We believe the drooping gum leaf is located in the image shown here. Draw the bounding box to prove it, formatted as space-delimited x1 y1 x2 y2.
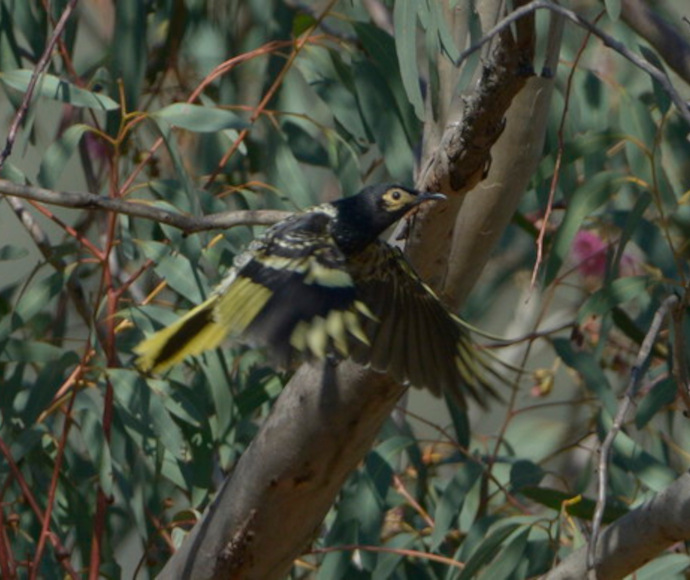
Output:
393 0 425 120
578 276 649 323
151 103 249 132
0 69 119 110
37 123 91 189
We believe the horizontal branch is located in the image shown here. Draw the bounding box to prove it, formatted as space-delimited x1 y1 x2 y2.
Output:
0 179 291 233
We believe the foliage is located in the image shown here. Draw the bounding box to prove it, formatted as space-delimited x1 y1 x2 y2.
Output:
0 0 690 578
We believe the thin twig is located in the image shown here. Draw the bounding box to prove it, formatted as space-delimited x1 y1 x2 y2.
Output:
671 304 690 414
392 474 435 529
0 437 79 578
0 179 290 232
309 543 465 569
455 0 690 127
116 39 301 198
0 0 81 170
30 387 79 578
0 506 14 580
203 0 339 188
4 195 95 329
530 11 604 290
588 294 679 576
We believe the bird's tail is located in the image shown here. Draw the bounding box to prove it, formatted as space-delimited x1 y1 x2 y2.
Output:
134 296 227 374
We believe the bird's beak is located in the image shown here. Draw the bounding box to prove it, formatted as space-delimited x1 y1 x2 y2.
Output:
416 191 446 205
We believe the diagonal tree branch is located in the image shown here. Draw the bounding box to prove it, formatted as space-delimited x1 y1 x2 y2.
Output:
157 3 544 578
403 0 536 293
544 470 690 580
0 0 80 169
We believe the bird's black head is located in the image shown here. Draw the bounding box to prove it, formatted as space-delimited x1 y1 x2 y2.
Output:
368 184 445 224
331 184 446 254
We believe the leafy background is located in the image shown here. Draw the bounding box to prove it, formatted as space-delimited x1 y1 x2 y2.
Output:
1 0 690 578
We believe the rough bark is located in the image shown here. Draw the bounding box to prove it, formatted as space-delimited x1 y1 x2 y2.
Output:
405 0 536 291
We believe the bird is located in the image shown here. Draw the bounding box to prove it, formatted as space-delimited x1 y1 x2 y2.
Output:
134 183 497 407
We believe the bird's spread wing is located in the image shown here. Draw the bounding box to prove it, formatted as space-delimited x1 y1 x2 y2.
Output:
213 211 374 367
136 209 499 405
347 241 498 408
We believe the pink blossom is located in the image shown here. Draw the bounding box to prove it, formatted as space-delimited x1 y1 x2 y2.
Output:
572 230 608 277
571 230 640 279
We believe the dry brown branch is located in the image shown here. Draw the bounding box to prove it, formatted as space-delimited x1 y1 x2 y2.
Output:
0 179 291 232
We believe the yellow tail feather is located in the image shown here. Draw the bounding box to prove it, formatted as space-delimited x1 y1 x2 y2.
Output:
134 296 227 374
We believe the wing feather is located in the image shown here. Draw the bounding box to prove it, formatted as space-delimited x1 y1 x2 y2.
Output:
348 241 497 407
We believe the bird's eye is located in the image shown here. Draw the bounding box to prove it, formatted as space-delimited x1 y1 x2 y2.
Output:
390 190 402 200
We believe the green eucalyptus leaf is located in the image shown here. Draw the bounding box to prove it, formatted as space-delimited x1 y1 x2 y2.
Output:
298 46 369 147
578 276 650 323
431 462 483 550
0 338 64 363
109 368 188 461
9 271 65 330
521 486 628 522
510 460 545 492
0 245 29 261
457 523 521 580
552 338 617 415
639 46 671 115
0 2 24 70
352 56 414 181
604 0 621 21
394 0 425 120
634 553 690 580
635 378 677 429
153 252 206 306
476 528 530 580
9 425 48 463
430 1 460 62
271 133 314 207
151 103 249 132
0 160 29 184
0 69 119 110
601 411 677 491
112 0 146 110
148 122 197 211
372 533 419 579
354 23 420 143
37 123 91 188
21 352 78 425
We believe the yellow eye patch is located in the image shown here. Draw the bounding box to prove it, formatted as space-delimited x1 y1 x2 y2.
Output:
381 187 417 211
